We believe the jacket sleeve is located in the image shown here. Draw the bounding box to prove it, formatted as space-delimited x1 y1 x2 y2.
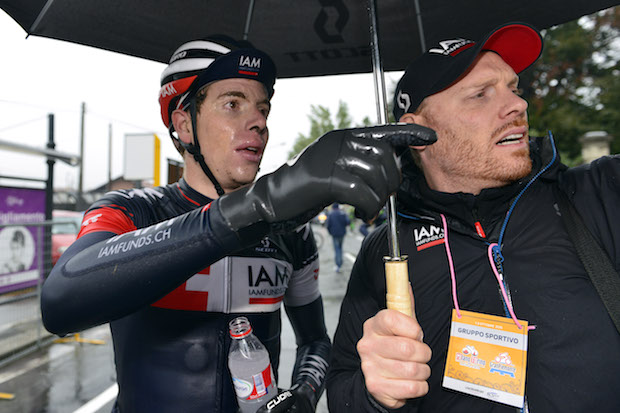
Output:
326 231 416 413
560 154 620 272
41 200 259 336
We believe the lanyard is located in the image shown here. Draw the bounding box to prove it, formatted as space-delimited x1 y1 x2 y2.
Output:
440 214 534 331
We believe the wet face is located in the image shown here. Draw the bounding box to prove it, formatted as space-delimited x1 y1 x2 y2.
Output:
191 78 271 193
411 52 532 194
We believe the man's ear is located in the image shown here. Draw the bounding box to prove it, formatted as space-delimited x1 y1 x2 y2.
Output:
399 113 432 152
171 109 193 145
399 113 416 125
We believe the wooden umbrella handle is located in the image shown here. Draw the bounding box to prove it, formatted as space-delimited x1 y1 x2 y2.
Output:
384 257 412 317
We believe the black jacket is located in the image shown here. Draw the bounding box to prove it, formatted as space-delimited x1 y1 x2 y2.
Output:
327 135 620 412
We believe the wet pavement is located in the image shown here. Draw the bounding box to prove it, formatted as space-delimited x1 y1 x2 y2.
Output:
0 223 368 413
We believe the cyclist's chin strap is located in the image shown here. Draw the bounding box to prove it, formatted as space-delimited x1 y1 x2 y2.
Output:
178 100 225 197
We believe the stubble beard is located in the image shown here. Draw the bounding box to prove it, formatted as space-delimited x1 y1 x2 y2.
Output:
426 117 532 188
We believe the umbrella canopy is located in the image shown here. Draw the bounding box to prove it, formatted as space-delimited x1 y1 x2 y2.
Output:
1 0 618 78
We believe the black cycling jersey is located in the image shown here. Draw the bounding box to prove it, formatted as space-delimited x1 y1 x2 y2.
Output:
41 178 331 413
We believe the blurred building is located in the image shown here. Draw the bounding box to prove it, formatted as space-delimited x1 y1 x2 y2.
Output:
580 131 613 164
53 176 136 211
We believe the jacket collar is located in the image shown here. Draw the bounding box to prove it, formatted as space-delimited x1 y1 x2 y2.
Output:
396 134 564 238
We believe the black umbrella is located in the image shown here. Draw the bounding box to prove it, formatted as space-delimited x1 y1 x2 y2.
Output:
1 0 618 78
2 0 617 314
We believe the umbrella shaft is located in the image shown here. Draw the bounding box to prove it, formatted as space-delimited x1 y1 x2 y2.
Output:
368 0 389 125
368 0 401 258
387 195 400 258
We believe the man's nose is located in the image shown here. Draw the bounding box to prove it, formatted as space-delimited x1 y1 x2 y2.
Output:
248 106 267 135
501 89 528 119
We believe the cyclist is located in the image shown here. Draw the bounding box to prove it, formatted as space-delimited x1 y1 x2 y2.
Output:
41 36 407 412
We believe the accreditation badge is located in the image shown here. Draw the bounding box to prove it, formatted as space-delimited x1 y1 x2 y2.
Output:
442 309 528 408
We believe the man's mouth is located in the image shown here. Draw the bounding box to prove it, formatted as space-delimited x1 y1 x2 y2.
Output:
496 133 525 145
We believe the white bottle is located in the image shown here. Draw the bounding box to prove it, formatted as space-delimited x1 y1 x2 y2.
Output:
228 316 277 413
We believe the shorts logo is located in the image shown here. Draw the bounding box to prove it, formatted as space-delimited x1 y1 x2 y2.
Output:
414 224 444 251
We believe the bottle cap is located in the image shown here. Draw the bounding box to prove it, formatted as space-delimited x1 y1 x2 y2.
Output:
229 316 252 339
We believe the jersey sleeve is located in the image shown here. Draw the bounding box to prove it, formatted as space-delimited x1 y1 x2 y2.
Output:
41 195 262 336
78 203 138 237
283 223 321 307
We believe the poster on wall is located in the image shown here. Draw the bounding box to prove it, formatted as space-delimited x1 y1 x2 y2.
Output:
0 187 46 294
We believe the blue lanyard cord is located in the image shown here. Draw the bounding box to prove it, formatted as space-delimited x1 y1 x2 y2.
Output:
397 211 420 221
492 133 556 333
495 132 558 259
491 244 512 318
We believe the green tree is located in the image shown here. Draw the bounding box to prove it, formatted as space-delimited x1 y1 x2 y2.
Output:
592 7 620 155
520 6 619 164
288 100 369 158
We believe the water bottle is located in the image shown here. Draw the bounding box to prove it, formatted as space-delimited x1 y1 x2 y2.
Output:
228 316 277 413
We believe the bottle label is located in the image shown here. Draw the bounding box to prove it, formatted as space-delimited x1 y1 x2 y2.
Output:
232 377 254 399
233 364 274 400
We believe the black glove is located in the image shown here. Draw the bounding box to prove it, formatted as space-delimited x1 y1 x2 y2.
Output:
257 383 316 413
217 124 436 238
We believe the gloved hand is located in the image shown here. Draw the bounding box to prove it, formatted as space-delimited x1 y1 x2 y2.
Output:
256 383 315 413
217 124 436 237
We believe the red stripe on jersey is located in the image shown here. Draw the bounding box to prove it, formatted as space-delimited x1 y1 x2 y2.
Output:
78 206 137 238
151 282 209 311
249 296 284 305
417 238 445 251
176 183 201 206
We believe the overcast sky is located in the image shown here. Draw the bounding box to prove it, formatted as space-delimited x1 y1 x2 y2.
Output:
0 11 404 192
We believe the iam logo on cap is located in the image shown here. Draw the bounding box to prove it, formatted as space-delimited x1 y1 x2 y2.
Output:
238 55 261 76
428 39 475 56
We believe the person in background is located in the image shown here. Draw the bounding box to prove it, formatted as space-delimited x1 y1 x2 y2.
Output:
40 36 406 413
357 207 386 238
326 203 350 273
327 22 620 412
359 221 370 237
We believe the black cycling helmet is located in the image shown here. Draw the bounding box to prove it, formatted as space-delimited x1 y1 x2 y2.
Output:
158 35 277 196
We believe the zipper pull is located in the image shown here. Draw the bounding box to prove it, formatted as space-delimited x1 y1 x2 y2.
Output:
474 221 486 238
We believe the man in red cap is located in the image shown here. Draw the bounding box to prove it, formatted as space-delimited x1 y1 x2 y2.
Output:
327 22 620 412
